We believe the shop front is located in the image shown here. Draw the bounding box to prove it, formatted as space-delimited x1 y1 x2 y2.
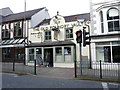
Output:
26 41 75 68
91 35 120 69
0 38 26 63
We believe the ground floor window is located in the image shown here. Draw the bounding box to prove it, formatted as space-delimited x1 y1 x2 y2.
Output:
64 47 71 55
36 48 43 65
96 41 120 63
2 48 11 59
56 47 62 55
28 48 34 61
2 47 25 62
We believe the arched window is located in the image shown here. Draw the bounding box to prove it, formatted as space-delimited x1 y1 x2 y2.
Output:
100 11 104 33
107 8 120 32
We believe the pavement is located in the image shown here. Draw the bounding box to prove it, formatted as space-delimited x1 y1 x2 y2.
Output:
1 62 120 82
1 62 75 79
36 66 75 79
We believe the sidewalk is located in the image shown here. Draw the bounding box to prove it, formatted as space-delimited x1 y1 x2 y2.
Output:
36 67 75 79
2 62 119 82
2 62 75 79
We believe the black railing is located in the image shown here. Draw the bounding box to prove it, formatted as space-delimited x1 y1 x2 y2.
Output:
75 60 119 82
2 60 37 75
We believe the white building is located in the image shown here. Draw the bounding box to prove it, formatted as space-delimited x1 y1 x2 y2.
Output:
26 13 91 68
90 0 120 69
0 7 50 63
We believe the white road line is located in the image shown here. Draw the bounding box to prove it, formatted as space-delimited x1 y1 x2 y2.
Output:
109 83 119 86
102 82 109 90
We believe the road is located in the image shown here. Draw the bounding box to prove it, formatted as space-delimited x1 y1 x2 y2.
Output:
1 73 120 89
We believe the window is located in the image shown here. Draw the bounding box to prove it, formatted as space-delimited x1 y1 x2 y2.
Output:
45 31 51 41
14 21 23 37
36 48 43 64
100 11 104 33
2 48 11 59
96 42 120 63
107 8 120 32
29 49 34 61
112 46 120 63
36 48 42 54
64 47 71 55
66 28 73 39
2 24 10 39
56 47 62 55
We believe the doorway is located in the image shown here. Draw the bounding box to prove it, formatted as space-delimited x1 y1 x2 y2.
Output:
44 48 53 67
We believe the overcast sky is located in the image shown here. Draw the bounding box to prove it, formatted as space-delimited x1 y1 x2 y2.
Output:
0 0 90 17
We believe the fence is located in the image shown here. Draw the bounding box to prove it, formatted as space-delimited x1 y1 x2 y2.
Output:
75 60 120 82
2 60 37 75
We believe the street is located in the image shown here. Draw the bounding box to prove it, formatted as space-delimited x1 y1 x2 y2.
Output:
1 73 120 89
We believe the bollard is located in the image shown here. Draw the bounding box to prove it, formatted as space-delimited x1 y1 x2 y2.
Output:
74 60 77 78
100 60 102 79
34 59 37 75
13 59 15 71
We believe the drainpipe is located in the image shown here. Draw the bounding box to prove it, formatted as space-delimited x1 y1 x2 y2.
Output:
85 21 92 69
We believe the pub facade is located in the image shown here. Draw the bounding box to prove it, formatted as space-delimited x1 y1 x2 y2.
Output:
26 13 91 68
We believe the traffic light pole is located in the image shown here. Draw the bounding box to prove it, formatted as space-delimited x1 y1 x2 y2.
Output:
79 43 82 76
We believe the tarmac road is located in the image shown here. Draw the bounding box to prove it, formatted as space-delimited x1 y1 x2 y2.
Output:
1 73 120 89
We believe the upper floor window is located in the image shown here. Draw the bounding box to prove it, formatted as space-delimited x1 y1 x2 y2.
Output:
107 8 120 32
66 28 73 39
45 31 51 41
14 21 23 38
100 11 104 33
2 24 10 39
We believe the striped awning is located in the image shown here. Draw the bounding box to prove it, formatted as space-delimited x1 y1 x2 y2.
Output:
0 38 27 48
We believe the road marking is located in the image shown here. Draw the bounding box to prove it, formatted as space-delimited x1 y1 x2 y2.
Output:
109 83 119 86
102 82 109 90
14 75 19 77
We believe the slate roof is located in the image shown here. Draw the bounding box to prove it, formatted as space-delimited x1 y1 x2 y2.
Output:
37 13 90 26
1 7 45 23
26 40 75 47
0 7 13 16
0 15 3 22
64 13 90 22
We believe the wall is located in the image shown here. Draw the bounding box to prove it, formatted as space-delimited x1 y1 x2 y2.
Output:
90 0 120 35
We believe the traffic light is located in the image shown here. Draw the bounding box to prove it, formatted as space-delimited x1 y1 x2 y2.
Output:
76 30 82 43
83 27 90 47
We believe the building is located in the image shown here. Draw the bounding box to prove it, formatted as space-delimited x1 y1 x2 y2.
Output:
0 7 50 63
0 7 14 61
26 13 90 68
90 0 120 69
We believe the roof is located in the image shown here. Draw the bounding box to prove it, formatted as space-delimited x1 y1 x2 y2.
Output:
37 13 90 26
1 7 45 23
0 7 13 16
27 40 75 47
64 13 90 22
0 15 4 22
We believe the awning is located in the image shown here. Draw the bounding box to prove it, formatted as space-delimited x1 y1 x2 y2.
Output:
0 38 27 48
26 40 75 48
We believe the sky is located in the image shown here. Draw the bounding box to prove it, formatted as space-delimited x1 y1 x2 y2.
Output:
0 0 90 17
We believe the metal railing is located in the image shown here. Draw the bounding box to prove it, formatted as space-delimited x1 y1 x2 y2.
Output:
75 60 120 82
2 59 37 75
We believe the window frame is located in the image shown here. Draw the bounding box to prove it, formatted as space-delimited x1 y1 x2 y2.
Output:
107 8 120 32
99 11 104 33
96 41 120 63
55 47 62 55
2 23 10 39
28 48 35 61
65 28 73 40
14 21 23 38
44 31 51 41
